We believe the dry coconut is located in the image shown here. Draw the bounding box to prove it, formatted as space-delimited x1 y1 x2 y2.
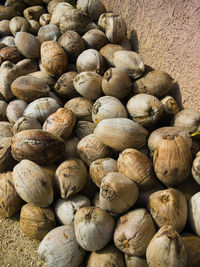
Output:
99 172 139 214
74 206 115 251
114 208 156 256
146 225 187 267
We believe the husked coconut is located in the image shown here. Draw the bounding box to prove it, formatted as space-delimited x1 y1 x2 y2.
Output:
188 192 200 237
54 195 91 225
55 158 88 199
117 148 157 189
99 172 139 214
87 244 125 267
114 208 156 256
148 188 188 233
38 225 85 267
89 158 118 187
146 225 187 267
74 206 115 251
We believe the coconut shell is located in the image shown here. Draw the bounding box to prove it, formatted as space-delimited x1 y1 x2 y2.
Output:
105 13 126 44
161 95 179 115
77 0 106 21
126 94 163 127
148 126 192 159
99 172 139 214
0 100 7 121
11 76 50 103
102 67 132 100
98 12 109 31
54 71 78 99
55 158 88 199
113 50 145 79
171 109 200 133
117 148 157 190
23 6 46 21
89 157 118 187
50 2 74 25
11 129 65 165
39 13 51 26
192 152 200 184
38 24 61 43
182 233 200 267
38 225 85 267
16 58 39 76
0 36 15 47
75 121 95 140
15 32 41 59
153 135 192 186
0 46 22 64
148 188 187 233
47 0 65 13
94 118 148 151
114 208 156 256
13 159 53 207
59 8 91 34
0 61 21 101
64 97 93 122
43 108 76 140
87 244 125 267
146 225 187 267
82 29 108 50
58 30 85 63
0 122 13 137
76 49 105 75
41 40 68 77
0 6 19 20
100 43 123 67
92 96 127 124
73 71 103 101
23 97 61 123
0 171 23 217
6 99 28 124
29 71 56 90
77 133 112 166
74 206 115 251
125 255 148 267
188 192 200 237
20 203 56 239
9 16 32 36
133 70 174 97
0 20 11 36
54 195 91 225
13 116 42 135
0 137 16 172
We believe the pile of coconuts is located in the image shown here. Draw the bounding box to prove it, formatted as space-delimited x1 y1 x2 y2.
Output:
0 0 200 266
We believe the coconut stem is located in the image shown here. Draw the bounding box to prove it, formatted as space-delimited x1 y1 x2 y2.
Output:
101 185 115 200
122 239 129 248
85 211 92 220
161 194 170 203
105 69 112 81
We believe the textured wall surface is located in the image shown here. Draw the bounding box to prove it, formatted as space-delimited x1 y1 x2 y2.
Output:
101 0 200 111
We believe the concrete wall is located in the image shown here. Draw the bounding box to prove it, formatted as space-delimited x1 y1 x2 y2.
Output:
100 0 200 111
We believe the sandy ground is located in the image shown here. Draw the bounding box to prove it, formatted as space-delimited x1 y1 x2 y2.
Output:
0 213 44 267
